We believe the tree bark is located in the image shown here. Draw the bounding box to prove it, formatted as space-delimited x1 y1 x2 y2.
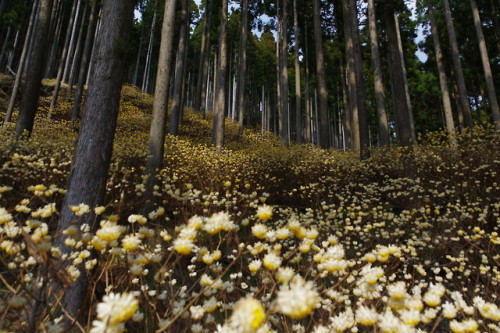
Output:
213 0 228 152
384 4 413 147
428 0 457 146
55 0 135 323
237 0 249 139
143 0 177 210
442 0 473 128
293 0 302 144
312 0 329 148
349 0 370 159
367 0 390 147
169 0 190 136
48 0 79 118
470 0 500 130
4 0 39 125
279 0 289 147
342 0 360 150
14 0 54 137
194 0 212 115
71 0 100 120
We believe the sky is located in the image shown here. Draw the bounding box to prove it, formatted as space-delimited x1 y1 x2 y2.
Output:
191 0 428 62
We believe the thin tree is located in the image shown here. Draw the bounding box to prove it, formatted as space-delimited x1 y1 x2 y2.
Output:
442 0 473 127
312 0 330 148
293 0 302 144
4 0 39 125
48 0 80 118
71 0 100 120
169 0 190 136
194 0 212 115
469 0 500 130
349 0 370 158
384 4 413 147
342 0 360 150
367 0 390 147
279 0 289 147
427 0 457 146
54 0 136 322
237 0 249 139
14 0 54 137
144 0 177 209
213 0 228 153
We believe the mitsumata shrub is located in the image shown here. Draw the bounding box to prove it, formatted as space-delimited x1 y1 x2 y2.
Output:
0 87 498 332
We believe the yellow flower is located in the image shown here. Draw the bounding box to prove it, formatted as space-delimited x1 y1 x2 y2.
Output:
226 298 266 333
122 234 141 251
252 224 267 239
276 275 319 319
95 292 139 326
173 238 194 255
96 221 125 242
256 205 273 221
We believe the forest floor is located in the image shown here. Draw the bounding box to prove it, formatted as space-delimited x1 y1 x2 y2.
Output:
0 80 498 332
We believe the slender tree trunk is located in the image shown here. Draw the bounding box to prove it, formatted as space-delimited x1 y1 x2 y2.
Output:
44 0 64 78
133 26 144 87
384 5 413 147
394 13 416 141
194 0 211 113
213 0 228 153
304 27 312 144
279 0 289 147
367 0 390 147
236 0 248 139
470 0 500 130
293 0 302 144
48 0 79 118
144 0 177 210
14 0 54 137
4 0 39 125
312 0 329 148
169 0 190 136
142 2 157 92
71 0 99 120
55 0 135 323
428 0 457 146
62 0 82 84
67 0 89 92
342 0 360 150
349 0 370 158
442 0 473 127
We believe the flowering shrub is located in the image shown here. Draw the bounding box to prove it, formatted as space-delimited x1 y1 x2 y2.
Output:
0 87 498 332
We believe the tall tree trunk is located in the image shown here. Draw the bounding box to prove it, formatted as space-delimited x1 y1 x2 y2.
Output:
142 2 157 92
312 0 329 148
67 0 89 93
304 27 312 144
48 0 79 118
342 0 359 150
169 0 190 136
71 0 100 120
293 0 302 144
55 0 135 323
470 0 500 130
194 0 211 114
394 13 416 141
349 0 370 159
279 0 289 147
213 0 228 153
442 0 473 127
14 0 54 137
237 0 249 139
367 0 390 147
384 4 413 147
62 0 82 84
144 0 177 210
428 0 457 146
4 0 39 125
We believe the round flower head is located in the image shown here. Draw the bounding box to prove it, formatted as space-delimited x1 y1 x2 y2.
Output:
276 275 319 319
224 298 266 333
256 205 273 221
95 292 138 326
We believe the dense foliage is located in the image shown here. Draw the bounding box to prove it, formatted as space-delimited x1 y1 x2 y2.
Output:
0 86 498 332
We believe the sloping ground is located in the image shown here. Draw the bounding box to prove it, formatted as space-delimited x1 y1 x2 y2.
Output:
0 83 498 332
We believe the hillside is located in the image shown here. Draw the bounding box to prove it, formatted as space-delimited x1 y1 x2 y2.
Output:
0 83 499 332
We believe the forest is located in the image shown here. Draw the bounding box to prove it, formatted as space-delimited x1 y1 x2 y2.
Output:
0 0 498 332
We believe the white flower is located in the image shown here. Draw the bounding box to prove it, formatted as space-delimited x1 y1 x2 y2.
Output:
276 275 319 319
